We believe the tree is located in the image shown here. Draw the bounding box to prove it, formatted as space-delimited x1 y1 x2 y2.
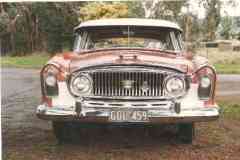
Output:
127 1 144 18
218 15 233 39
141 0 161 18
141 0 187 21
79 2 128 21
0 3 21 55
0 2 82 55
199 0 221 41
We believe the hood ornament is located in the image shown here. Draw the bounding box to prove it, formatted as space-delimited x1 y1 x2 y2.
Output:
141 81 149 93
119 54 138 61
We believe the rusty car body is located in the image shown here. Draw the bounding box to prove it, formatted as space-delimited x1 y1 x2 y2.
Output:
37 19 219 143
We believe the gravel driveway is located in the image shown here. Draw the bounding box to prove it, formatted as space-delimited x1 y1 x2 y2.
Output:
2 68 240 160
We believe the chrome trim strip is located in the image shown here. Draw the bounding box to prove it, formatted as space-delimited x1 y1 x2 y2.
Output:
36 103 219 122
71 64 186 74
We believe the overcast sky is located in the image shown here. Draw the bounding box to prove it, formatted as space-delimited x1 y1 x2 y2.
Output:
184 0 240 18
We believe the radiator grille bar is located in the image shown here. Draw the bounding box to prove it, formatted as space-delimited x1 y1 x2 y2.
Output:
92 72 164 97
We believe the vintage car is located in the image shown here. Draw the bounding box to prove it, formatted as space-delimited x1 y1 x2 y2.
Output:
37 18 219 143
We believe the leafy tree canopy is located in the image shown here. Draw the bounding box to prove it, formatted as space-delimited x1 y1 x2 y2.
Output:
79 2 128 21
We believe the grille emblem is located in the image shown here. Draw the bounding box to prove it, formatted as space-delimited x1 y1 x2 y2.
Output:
141 81 149 93
122 80 134 89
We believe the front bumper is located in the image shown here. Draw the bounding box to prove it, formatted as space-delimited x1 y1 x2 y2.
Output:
36 99 219 124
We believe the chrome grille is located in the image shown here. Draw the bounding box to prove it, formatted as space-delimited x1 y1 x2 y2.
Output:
92 72 164 97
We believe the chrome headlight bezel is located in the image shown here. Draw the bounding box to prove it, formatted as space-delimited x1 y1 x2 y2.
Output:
69 73 93 97
164 75 186 98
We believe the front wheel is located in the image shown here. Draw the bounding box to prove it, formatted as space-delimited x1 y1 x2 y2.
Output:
177 123 195 144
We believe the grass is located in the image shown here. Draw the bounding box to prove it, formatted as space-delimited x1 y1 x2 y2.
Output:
214 63 240 74
1 54 50 69
196 48 240 74
219 102 240 120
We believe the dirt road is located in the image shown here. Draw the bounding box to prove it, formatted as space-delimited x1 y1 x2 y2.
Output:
2 68 240 160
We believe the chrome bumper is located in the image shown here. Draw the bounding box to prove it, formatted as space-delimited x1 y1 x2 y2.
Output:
36 99 219 124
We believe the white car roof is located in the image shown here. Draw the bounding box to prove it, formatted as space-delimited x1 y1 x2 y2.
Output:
75 18 182 31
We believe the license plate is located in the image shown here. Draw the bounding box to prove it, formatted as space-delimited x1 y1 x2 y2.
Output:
109 110 149 122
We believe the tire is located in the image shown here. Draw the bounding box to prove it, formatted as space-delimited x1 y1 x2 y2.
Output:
177 123 195 144
52 121 80 143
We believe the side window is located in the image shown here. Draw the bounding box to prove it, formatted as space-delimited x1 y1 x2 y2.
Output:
170 31 180 51
81 31 88 50
85 33 94 49
166 33 174 50
176 32 184 51
73 32 82 52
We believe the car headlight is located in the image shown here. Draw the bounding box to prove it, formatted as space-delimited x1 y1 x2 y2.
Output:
200 76 211 88
198 75 212 99
70 74 92 96
165 75 185 97
42 65 59 97
45 74 57 87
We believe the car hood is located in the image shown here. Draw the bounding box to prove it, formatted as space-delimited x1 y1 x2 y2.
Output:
67 49 194 73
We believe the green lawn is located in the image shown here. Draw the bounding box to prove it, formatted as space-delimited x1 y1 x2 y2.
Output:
219 102 240 120
1 54 50 69
214 63 240 74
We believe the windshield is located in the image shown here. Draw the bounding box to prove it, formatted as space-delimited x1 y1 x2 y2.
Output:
74 26 182 53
